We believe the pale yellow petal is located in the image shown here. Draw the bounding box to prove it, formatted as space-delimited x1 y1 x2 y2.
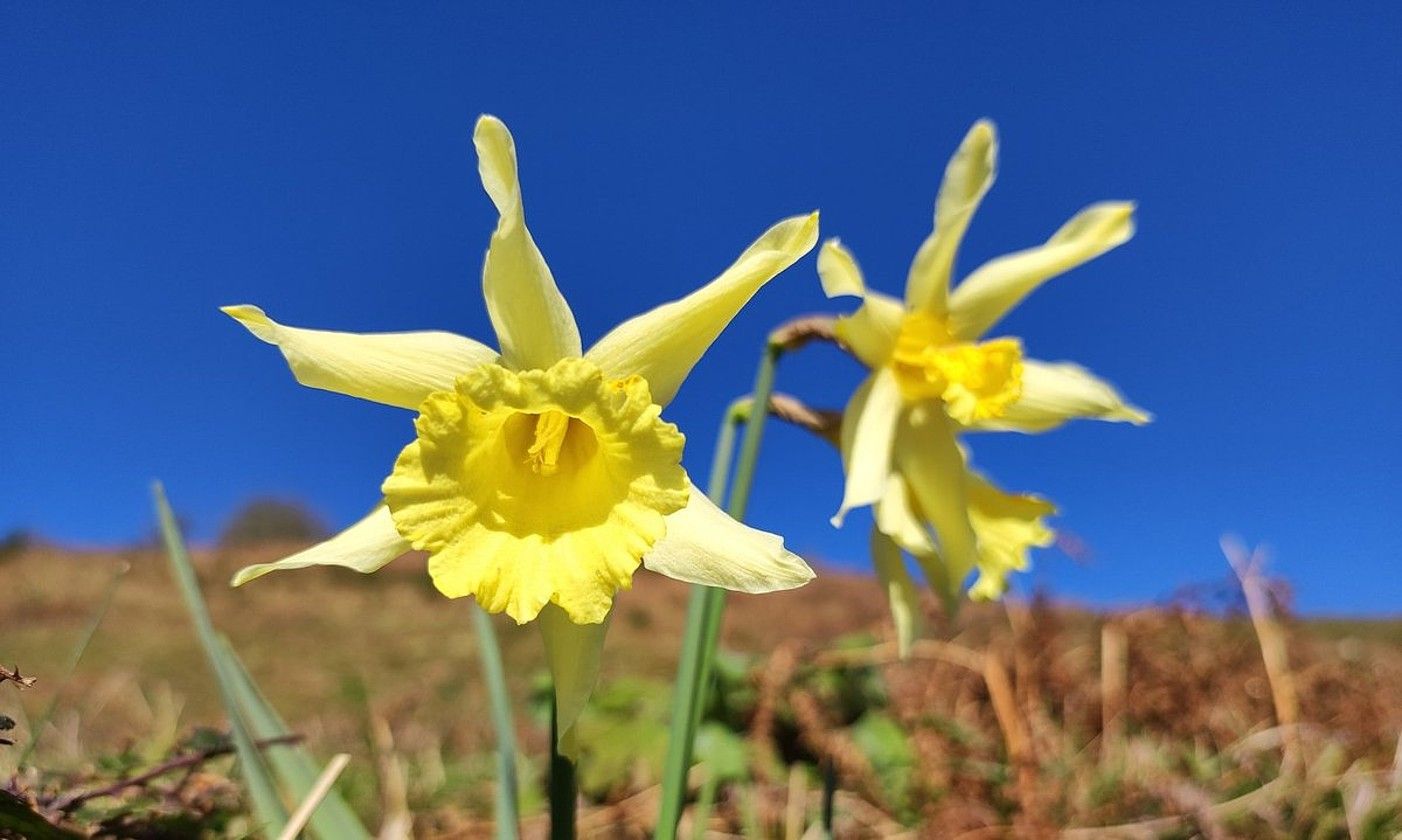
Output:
833 290 904 369
230 505 409 586
474 115 582 370
874 473 936 557
832 369 902 526
643 483 815 592
817 238 865 298
905 120 998 314
221 305 497 410
585 212 819 406
870 527 921 659
969 358 1151 433
893 403 979 584
539 604 610 759
966 470 1056 601
948 202 1136 340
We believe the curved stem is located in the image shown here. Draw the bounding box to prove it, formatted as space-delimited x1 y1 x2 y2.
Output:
470 604 520 840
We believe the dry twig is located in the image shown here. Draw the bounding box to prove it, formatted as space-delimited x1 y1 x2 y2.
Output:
0 664 37 689
47 734 303 813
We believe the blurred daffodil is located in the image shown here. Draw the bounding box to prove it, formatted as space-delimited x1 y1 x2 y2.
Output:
820 120 1147 606
871 457 1055 655
223 115 817 748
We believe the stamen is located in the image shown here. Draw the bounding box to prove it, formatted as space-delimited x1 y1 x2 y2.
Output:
526 411 572 475
889 312 1023 421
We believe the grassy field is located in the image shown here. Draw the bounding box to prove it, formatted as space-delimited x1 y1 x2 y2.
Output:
3 539 1400 837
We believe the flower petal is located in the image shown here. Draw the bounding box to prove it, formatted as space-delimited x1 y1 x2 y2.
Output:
832 369 902 526
969 359 1151 433
833 291 904 370
474 115 582 371
539 604 610 759
643 483 815 592
874 473 936 557
893 403 980 585
905 120 998 314
817 238 866 298
585 213 819 407
870 527 922 659
222 305 497 410
966 470 1056 601
948 202 1136 340
230 505 409 586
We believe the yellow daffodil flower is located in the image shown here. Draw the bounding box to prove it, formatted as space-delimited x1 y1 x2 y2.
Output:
870 459 1055 655
820 120 1148 606
222 115 818 749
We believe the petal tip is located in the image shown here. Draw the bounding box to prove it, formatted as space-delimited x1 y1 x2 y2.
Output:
785 210 821 251
473 113 507 138
220 304 278 343
229 565 263 587
1123 405 1153 425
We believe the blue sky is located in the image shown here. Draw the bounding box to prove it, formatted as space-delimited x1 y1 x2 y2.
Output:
3 4 1399 614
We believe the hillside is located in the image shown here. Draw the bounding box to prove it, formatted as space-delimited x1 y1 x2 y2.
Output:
4 541 1400 837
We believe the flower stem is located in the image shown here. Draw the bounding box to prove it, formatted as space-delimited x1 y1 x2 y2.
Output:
656 340 783 839
548 698 576 840
470 604 520 840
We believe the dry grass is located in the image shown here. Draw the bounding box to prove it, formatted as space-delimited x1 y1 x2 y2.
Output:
3 540 1400 838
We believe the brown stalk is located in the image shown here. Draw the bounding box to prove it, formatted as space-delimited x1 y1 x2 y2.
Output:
767 314 840 354
1100 621 1128 759
767 393 842 445
982 647 1039 824
1221 536 1302 770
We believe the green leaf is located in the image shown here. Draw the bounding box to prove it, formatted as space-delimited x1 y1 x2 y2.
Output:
218 637 372 840
693 722 749 783
152 481 288 836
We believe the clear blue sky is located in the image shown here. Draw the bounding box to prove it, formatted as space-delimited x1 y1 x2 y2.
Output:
3 4 1399 614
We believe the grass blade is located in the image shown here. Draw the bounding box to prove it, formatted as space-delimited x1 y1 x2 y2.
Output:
218 637 372 840
152 481 288 835
470 603 521 840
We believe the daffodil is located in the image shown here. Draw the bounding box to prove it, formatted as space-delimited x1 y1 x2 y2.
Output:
222 115 818 749
819 119 1148 609
870 458 1056 655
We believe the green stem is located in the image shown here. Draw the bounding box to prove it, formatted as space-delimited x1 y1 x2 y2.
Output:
548 698 576 840
470 604 520 840
656 341 783 839
690 767 719 840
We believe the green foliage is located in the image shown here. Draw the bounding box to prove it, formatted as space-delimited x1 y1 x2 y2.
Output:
218 497 328 547
153 482 370 840
0 529 36 562
570 678 674 799
850 711 917 819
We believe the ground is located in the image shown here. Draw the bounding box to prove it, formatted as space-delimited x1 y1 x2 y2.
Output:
3 540 1400 837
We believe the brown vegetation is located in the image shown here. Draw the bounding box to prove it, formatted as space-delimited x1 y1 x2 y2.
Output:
3 541 1400 837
